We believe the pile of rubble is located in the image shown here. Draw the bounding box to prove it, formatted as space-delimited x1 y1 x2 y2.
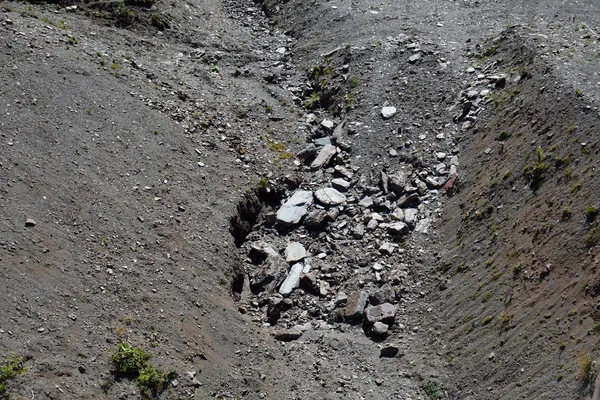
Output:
236 113 459 346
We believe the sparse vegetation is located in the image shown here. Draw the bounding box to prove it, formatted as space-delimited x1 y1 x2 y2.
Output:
523 147 548 190
422 380 444 399
578 352 596 383
0 354 29 396
109 341 176 398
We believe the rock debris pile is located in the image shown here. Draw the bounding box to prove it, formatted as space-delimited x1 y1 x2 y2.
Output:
236 116 460 347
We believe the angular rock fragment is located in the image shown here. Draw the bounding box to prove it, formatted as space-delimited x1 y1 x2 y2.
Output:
276 190 313 226
273 328 303 341
315 187 347 205
387 222 409 235
344 291 368 320
285 242 307 263
364 303 397 324
279 263 304 296
304 209 331 228
310 144 336 170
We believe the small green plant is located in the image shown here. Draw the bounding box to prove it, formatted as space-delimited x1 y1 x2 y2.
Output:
559 342 566 350
523 147 548 190
497 130 512 141
586 206 599 222
570 181 581 194
586 225 600 248
111 63 122 71
257 177 269 189
502 170 512 180
512 263 523 277
562 208 572 220
498 313 512 330
568 124 577 133
482 292 493 303
482 315 494 325
110 341 176 398
305 91 321 109
0 354 29 395
422 380 444 399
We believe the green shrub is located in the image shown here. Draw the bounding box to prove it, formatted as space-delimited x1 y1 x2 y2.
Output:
0 354 29 395
110 342 176 398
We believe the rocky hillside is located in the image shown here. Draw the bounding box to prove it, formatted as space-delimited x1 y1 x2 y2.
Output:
1 0 600 399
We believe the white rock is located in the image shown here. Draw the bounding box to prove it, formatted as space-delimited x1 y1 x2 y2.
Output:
381 106 397 119
279 263 304 296
331 178 351 191
315 187 347 205
276 190 313 226
321 119 335 130
285 242 307 263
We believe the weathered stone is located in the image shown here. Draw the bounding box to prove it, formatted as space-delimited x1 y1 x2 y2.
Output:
310 144 337 170
251 255 288 293
381 106 397 119
380 344 400 358
250 241 279 258
319 280 331 297
321 119 334 130
358 196 374 208
332 120 351 150
388 172 408 193
364 303 397 324
366 219 379 231
379 242 394 255
276 190 313 226
369 284 396 305
300 271 319 294
314 137 332 147
334 165 354 179
408 54 421 63
397 193 420 208
25 218 36 227
345 291 368 320
403 208 418 228
285 242 307 263
304 209 330 228
279 263 304 296
273 328 302 341
387 222 409 235
425 176 443 188
391 208 404 221
296 143 317 162
415 218 431 234
372 322 389 336
315 187 347 205
352 224 365 239
331 178 351 191
335 291 348 305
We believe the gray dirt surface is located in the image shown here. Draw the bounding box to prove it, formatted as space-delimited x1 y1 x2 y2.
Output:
1 0 600 399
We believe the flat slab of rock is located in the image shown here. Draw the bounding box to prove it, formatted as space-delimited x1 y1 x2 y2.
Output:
331 178 351 191
273 328 303 341
276 190 313 226
285 242 307 263
381 106 397 119
364 303 397 324
345 291 368 320
315 187 347 205
279 263 304 296
310 144 336 170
